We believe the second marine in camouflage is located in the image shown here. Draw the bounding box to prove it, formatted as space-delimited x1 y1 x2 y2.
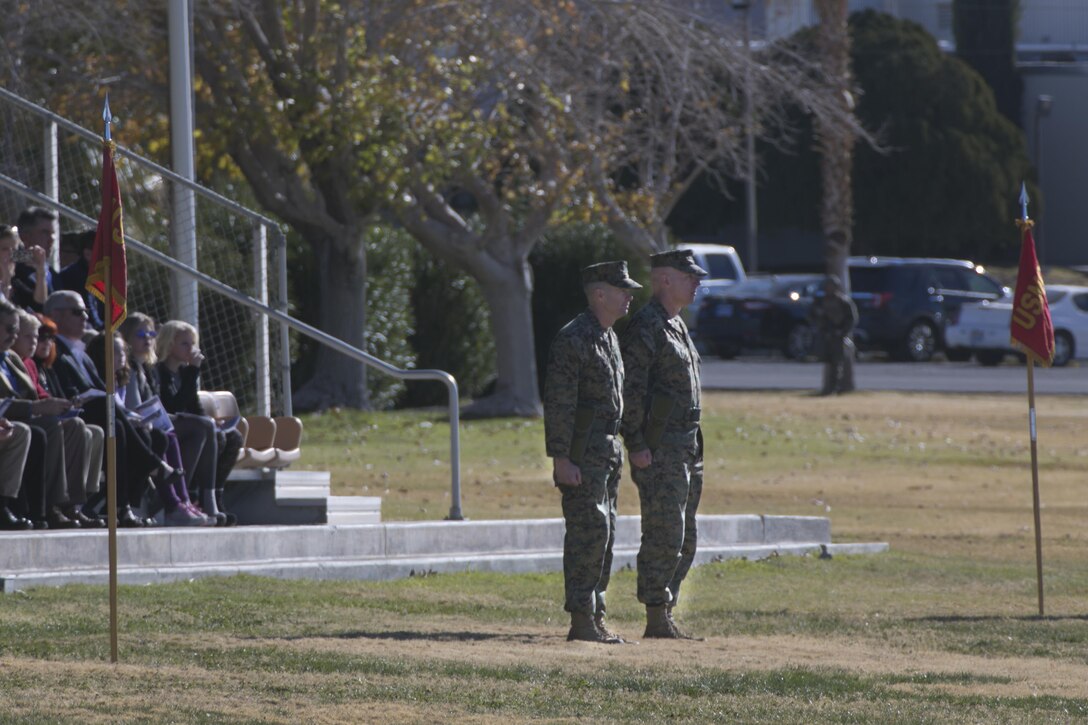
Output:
543 260 641 643
621 249 706 640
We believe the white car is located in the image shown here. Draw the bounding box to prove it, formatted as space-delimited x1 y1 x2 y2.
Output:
944 284 1088 366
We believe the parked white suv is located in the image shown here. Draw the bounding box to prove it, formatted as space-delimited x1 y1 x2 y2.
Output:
677 243 747 329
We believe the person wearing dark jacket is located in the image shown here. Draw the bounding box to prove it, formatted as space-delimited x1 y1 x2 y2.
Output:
43 290 174 527
119 313 216 526
154 320 242 525
0 298 73 528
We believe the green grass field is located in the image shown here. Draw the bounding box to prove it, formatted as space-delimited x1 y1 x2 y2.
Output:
3 390 1088 723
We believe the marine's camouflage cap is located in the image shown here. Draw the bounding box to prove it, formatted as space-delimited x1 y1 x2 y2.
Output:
581 261 643 289
650 249 708 277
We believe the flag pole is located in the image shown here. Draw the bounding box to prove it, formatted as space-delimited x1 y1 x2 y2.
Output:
103 94 120 662
1019 183 1045 617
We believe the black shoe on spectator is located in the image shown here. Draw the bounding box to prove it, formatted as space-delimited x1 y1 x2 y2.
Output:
66 506 104 529
118 507 144 528
0 506 32 530
47 507 81 529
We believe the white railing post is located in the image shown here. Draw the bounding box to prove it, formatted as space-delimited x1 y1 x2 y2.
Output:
276 228 293 416
169 0 199 323
253 224 271 416
43 120 59 269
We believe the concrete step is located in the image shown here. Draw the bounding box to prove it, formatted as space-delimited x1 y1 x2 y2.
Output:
325 496 382 525
221 469 338 525
0 515 887 592
273 471 332 505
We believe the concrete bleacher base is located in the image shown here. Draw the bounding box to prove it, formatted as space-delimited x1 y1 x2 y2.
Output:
222 469 381 526
0 514 888 592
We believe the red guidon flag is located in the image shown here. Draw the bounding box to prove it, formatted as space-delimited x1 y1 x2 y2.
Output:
86 140 127 333
1009 221 1054 366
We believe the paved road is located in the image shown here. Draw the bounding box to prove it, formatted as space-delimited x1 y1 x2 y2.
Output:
701 358 1088 395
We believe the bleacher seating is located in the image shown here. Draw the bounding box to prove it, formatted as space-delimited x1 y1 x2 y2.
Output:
198 390 301 470
270 416 303 467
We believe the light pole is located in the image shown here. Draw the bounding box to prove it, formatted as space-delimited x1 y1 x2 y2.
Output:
1033 94 1053 266
732 0 757 273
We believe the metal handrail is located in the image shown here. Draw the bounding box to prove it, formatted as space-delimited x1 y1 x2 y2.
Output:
0 86 282 230
0 171 464 520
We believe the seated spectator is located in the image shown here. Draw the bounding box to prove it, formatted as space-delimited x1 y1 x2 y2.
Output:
156 320 242 525
0 298 77 528
0 224 19 302
29 314 67 400
44 291 171 527
0 417 32 530
116 313 211 526
55 229 104 331
12 207 57 311
15 309 106 527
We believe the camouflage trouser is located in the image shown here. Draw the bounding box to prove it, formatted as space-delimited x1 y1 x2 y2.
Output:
821 334 855 394
632 433 703 607
560 459 621 614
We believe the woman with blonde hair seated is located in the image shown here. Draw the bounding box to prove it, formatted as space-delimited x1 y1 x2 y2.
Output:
155 320 242 525
119 312 217 526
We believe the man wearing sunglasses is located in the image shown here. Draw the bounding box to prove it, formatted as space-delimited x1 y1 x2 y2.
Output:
44 291 171 527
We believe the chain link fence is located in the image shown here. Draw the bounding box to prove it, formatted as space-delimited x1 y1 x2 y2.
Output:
0 87 289 416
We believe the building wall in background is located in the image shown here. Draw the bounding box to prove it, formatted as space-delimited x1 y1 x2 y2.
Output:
1020 65 1088 267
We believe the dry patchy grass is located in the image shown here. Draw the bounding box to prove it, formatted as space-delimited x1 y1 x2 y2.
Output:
5 390 1088 723
301 390 1088 565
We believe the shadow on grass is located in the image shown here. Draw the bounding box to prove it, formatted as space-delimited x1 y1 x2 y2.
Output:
273 630 550 643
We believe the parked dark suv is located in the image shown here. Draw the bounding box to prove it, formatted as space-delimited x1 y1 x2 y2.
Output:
848 257 1009 362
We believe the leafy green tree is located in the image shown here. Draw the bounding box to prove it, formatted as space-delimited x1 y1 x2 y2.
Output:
753 11 1034 263
851 10 1032 260
954 0 1023 128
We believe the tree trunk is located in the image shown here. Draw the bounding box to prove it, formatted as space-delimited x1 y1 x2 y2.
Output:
292 237 370 411
463 255 542 418
816 0 856 392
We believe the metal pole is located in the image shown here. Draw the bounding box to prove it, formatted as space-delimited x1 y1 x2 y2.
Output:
253 224 271 416
43 121 59 269
1026 359 1044 616
742 4 758 273
275 228 293 416
1033 95 1052 266
169 0 199 323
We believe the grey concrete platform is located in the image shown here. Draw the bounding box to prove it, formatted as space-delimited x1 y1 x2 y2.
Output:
0 514 887 592
222 469 381 526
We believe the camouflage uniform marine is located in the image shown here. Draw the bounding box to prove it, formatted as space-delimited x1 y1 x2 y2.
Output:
621 249 706 639
810 274 858 395
544 261 641 643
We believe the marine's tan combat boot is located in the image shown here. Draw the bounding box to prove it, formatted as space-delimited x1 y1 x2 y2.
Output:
594 613 627 644
567 611 612 643
643 605 677 638
666 606 704 641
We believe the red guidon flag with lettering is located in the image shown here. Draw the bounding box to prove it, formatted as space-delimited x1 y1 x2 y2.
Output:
86 140 127 333
1009 220 1054 366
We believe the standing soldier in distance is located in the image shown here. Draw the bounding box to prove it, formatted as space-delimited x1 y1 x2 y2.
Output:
621 249 706 640
543 261 641 643
810 273 858 395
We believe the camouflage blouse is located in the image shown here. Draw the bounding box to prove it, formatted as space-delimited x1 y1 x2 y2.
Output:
620 297 701 452
543 310 624 461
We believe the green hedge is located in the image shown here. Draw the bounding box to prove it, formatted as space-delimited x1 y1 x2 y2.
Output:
402 244 496 407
